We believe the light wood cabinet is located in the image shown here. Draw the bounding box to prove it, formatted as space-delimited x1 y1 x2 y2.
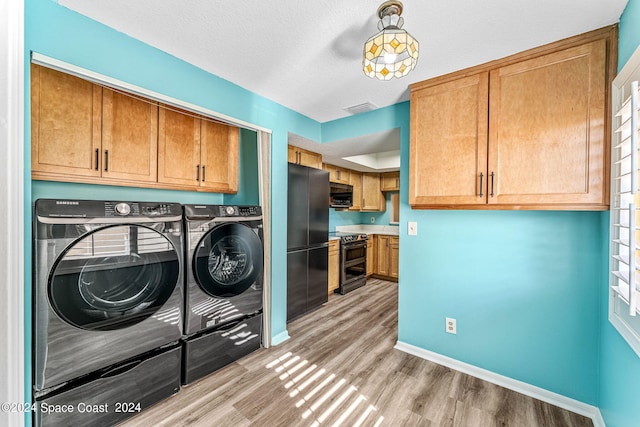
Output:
31 64 102 179
409 28 615 210
288 145 322 169
328 240 340 295
323 163 350 184
157 107 238 193
101 88 158 183
349 171 363 211
31 65 159 184
31 64 239 193
381 171 400 192
366 236 375 277
374 235 398 280
361 173 386 212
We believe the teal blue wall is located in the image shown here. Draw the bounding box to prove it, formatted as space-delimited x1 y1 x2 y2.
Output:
224 128 260 206
598 1 640 425
23 0 639 421
329 192 397 231
24 0 322 404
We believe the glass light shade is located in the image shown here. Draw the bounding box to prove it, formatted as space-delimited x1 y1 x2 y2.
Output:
362 27 419 80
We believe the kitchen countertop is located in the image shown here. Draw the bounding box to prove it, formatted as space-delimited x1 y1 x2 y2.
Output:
335 225 399 236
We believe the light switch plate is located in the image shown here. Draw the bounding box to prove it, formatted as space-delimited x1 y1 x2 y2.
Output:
408 221 417 236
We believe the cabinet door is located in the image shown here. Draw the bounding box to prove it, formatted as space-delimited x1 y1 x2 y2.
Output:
410 73 489 207
381 172 400 191
376 235 390 276
366 237 375 276
389 236 399 279
488 40 607 206
200 120 238 193
101 88 158 183
362 173 385 211
31 64 102 178
288 145 299 164
299 149 322 169
349 171 363 211
328 241 340 295
157 106 201 187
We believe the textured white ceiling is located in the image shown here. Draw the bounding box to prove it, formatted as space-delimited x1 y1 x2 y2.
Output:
58 0 628 124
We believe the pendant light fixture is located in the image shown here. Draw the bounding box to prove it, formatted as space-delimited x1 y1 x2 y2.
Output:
363 1 419 80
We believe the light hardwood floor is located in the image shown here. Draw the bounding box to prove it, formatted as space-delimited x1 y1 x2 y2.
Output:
121 279 593 427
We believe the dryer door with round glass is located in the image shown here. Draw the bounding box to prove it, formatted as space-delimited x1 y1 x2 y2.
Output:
49 224 180 331
193 223 263 298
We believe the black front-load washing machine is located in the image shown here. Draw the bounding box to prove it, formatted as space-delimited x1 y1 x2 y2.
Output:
182 204 264 384
32 199 184 426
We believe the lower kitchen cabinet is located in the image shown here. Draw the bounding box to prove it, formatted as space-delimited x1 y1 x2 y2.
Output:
366 237 375 277
287 247 328 322
328 240 340 295
374 235 399 281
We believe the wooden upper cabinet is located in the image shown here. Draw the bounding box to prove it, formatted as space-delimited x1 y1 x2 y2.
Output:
349 171 363 211
158 107 239 193
101 88 158 183
324 163 350 184
157 106 201 187
288 145 322 169
361 172 386 211
381 171 400 191
409 26 615 210
488 39 607 207
200 120 238 193
31 64 102 178
410 73 489 207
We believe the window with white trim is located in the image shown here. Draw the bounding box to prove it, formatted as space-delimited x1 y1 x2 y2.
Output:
610 46 640 358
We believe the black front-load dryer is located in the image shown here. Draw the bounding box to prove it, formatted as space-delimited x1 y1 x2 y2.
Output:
182 205 264 385
183 204 264 335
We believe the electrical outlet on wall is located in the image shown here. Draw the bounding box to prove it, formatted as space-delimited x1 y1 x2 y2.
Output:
370 217 375 223
446 317 457 334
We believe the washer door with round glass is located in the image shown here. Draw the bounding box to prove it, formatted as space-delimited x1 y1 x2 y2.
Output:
49 225 180 331
194 223 263 298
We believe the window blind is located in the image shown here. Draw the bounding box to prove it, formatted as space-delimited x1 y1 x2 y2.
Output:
611 80 640 317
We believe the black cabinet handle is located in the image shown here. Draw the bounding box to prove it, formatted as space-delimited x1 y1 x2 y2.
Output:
104 150 109 171
490 172 495 197
479 172 484 197
202 165 206 182
95 149 99 171
196 165 200 181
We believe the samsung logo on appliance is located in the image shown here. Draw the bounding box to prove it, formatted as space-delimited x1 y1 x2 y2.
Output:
56 201 79 205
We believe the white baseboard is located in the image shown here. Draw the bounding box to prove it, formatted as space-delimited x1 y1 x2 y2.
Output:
271 330 290 346
394 341 604 426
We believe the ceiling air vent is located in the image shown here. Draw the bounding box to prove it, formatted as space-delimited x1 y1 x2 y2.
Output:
343 102 377 115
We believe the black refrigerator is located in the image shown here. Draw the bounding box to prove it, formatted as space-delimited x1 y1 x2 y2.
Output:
287 163 329 322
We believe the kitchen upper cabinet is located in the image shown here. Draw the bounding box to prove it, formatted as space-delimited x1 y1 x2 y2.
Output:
288 145 322 169
200 120 238 192
487 40 607 206
158 107 238 193
381 171 400 192
361 173 386 212
349 171 363 211
409 27 615 210
158 106 201 187
410 73 489 207
31 64 102 179
101 88 158 183
324 163 350 184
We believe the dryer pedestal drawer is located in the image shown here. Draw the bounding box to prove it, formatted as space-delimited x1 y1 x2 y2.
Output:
34 345 181 427
182 313 262 385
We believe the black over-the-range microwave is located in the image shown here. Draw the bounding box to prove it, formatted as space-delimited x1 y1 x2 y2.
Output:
330 182 353 209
